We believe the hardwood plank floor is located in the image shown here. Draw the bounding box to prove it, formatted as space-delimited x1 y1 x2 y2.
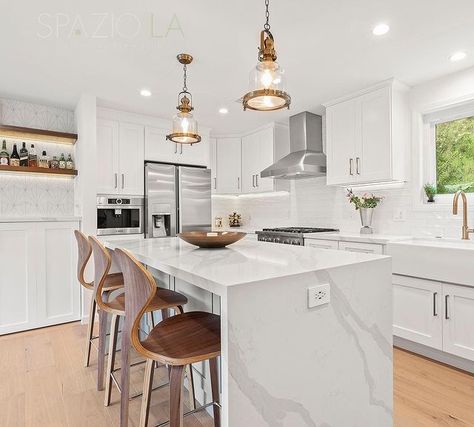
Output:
0 322 473 426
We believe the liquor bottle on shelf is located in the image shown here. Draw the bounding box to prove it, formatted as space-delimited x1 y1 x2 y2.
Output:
19 142 29 166
28 144 37 167
39 151 49 168
59 153 66 169
50 156 59 169
0 140 9 165
66 154 74 170
10 144 20 166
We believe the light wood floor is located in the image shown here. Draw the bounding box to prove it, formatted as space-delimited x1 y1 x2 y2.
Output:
0 322 473 427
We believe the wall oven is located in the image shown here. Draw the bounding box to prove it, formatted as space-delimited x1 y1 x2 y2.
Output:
97 195 144 236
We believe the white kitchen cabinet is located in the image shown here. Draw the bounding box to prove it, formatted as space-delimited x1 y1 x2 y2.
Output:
338 241 383 254
392 275 443 350
443 284 474 361
209 138 217 193
215 137 242 194
0 221 81 335
97 119 144 196
325 80 409 186
119 122 145 195
305 239 339 250
96 119 119 194
242 127 275 193
144 126 209 167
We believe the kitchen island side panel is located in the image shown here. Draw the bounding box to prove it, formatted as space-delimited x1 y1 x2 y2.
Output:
223 257 393 427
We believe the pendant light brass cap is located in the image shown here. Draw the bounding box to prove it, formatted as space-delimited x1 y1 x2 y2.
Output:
177 53 193 65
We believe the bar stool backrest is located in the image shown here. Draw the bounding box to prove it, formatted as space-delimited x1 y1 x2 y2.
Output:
115 248 157 352
74 230 93 290
89 236 113 311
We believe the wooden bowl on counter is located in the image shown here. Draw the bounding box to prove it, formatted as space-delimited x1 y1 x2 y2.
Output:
178 231 246 248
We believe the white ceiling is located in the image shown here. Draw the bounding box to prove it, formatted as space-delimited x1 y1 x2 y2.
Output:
1 0 473 134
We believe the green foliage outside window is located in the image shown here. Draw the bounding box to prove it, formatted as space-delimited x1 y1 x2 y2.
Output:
436 116 474 194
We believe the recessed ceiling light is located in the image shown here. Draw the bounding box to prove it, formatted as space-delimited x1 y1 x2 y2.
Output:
140 89 152 97
372 23 390 36
219 107 229 115
449 51 467 62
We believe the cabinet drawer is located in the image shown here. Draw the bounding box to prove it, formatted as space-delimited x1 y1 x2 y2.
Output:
305 239 339 250
338 241 383 254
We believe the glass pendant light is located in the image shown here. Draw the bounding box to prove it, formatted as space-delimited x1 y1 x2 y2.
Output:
242 0 291 112
166 53 201 144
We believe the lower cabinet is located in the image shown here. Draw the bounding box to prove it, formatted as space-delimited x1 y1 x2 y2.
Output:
304 238 383 253
0 221 81 335
393 274 474 361
305 239 339 250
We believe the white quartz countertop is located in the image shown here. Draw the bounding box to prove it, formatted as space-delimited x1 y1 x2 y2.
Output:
0 216 82 223
104 236 387 290
303 232 412 244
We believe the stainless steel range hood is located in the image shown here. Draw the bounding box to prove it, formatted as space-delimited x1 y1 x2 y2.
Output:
261 111 326 179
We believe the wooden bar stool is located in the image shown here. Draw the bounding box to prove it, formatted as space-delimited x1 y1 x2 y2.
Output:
88 237 195 425
115 248 221 427
74 230 124 369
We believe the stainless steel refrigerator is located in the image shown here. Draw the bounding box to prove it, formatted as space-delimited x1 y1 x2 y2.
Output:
145 163 211 238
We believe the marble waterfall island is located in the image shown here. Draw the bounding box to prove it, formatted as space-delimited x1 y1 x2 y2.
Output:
105 237 393 427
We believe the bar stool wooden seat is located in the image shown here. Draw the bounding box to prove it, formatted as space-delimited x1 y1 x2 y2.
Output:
88 237 194 421
115 248 221 427
74 230 124 368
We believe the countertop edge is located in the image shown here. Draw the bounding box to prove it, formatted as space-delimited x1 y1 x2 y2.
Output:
0 216 82 223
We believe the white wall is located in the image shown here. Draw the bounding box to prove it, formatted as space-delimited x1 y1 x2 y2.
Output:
213 67 474 238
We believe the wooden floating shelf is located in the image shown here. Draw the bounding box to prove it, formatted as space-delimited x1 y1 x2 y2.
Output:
0 125 77 145
0 165 78 177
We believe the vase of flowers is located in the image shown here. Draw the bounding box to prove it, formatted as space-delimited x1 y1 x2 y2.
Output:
347 189 383 234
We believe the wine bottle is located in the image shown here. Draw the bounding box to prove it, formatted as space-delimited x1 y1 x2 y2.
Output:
0 140 9 166
59 153 66 169
66 154 74 170
19 142 28 166
10 144 20 166
39 151 49 168
28 144 37 167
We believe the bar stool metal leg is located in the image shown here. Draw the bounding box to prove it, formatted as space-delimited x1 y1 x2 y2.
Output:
105 313 120 406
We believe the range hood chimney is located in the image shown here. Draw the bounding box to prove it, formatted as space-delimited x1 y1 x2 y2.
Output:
261 112 326 179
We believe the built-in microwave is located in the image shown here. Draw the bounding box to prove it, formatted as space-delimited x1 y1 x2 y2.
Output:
96 195 144 236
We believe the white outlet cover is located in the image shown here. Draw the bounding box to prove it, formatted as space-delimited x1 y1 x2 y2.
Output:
308 284 330 308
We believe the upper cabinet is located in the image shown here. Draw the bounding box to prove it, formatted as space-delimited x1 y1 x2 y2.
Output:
97 120 144 195
144 126 209 167
214 124 288 195
325 80 410 186
215 137 242 194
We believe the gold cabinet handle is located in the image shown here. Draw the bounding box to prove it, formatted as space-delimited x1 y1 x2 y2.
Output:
349 158 354 176
356 157 360 175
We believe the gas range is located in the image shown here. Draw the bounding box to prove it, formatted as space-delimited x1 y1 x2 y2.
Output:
256 227 339 246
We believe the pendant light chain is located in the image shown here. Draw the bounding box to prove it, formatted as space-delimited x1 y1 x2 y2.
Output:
264 0 271 30
182 63 188 93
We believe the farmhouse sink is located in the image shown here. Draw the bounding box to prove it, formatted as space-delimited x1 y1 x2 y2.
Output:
386 237 474 287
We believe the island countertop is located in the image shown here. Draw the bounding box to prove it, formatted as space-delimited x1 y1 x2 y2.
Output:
104 236 388 293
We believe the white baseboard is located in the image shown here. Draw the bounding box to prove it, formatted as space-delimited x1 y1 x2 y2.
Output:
394 336 474 373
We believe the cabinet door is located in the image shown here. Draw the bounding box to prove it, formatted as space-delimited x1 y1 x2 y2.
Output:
210 138 217 193
216 138 241 194
338 241 383 254
305 239 339 250
180 136 210 167
118 122 144 195
255 127 275 192
358 87 392 182
326 99 358 185
144 126 178 164
0 223 37 335
392 275 443 350
97 119 119 194
443 284 474 361
241 133 258 193
36 222 81 327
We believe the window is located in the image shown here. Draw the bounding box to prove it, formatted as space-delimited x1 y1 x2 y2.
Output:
435 116 474 194
434 116 474 194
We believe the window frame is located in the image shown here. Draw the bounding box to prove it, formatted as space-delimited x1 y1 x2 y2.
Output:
422 102 474 206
